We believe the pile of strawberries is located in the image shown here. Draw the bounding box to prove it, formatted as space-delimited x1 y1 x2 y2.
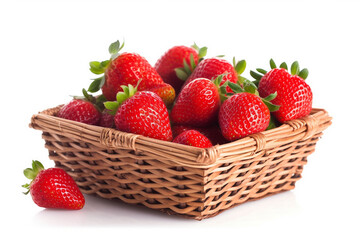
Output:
24 41 314 210
57 40 313 148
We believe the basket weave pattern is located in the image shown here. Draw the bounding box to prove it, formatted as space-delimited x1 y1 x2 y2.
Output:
30 107 331 220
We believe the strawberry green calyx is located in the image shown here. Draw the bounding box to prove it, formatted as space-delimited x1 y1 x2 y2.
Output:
175 43 207 81
72 88 107 112
22 160 45 194
250 59 309 86
266 115 280 130
88 40 125 93
191 42 207 60
213 74 230 103
108 40 125 59
104 80 140 115
232 57 247 84
226 80 280 112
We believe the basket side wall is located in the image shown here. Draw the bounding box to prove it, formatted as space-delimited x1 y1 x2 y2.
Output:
42 131 208 218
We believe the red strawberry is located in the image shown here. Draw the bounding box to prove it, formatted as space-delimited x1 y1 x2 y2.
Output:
172 125 227 145
23 160 85 210
105 84 172 141
170 78 221 127
251 59 313 123
172 125 196 138
173 130 213 148
146 83 175 107
88 40 164 101
219 92 271 141
98 110 115 128
182 57 246 91
201 125 228 145
58 99 101 125
154 44 207 94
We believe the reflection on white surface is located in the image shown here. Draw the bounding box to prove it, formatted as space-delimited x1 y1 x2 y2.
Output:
33 191 301 227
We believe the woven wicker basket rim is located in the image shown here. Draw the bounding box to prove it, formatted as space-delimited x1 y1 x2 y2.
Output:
30 106 332 169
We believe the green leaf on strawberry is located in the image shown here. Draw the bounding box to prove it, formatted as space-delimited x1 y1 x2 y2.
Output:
174 68 189 81
250 59 310 82
88 40 125 94
280 62 288 70
23 160 45 194
291 61 300 75
88 76 105 93
266 115 280 130
232 57 247 84
108 40 125 56
298 68 309 80
174 43 208 82
104 81 141 115
250 70 263 83
233 58 246 75
191 42 207 60
226 79 280 112
227 81 244 93
270 58 277 69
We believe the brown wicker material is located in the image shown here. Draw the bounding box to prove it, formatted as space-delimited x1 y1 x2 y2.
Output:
29 106 331 220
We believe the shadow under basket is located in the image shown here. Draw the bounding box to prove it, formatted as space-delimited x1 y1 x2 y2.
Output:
30 107 331 220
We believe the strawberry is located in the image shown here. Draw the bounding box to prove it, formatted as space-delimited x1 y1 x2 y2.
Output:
105 83 172 141
200 125 228 145
173 130 213 148
146 83 175 107
23 160 85 210
182 57 246 91
170 77 221 127
172 125 197 138
58 98 101 125
219 80 279 141
172 125 227 145
251 59 313 123
88 40 164 101
219 92 270 141
154 44 207 94
98 110 115 128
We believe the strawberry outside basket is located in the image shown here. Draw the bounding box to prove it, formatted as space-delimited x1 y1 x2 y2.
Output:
29 106 331 220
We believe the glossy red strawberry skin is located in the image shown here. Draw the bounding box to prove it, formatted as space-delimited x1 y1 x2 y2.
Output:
173 130 213 148
58 99 101 125
155 46 199 94
102 52 164 101
146 83 175 107
219 92 270 141
114 91 172 141
183 58 238 90
171 78 220 127
258 68 313 123
172 125 227 145
30 168 85 210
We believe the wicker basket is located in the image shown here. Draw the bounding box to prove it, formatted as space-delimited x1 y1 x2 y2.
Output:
29 106 331 220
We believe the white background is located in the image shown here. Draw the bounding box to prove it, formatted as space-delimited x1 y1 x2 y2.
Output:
1 0 359 239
